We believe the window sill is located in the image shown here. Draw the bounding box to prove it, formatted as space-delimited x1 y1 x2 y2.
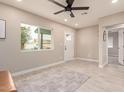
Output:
21 48 54 53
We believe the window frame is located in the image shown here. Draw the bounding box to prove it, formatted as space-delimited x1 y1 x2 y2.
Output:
20 23 54 52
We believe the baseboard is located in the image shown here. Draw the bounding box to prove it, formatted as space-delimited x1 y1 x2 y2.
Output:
12 58 99 77
99 63 108 68
76 57 99 63
99 65 104 68
12 61 65 77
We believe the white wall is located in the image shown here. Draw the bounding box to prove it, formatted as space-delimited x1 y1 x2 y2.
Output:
0 3 75 73
1 3 124 72
76 25 99 61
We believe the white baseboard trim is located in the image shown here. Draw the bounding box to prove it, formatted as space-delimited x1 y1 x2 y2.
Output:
12 61 65 77
12 58 99 77
99 63 107 68
99 65 104 68
76 57 99 63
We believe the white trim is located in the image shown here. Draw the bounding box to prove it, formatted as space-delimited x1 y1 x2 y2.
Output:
99 63 107 68
12 61 65 77
12 58 100 77
106 27 124 66
76 57 99 63
99 65 104 68
21 48 54 53
118 29 124 65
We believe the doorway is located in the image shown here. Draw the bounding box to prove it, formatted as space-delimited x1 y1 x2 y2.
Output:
64 32 75 61
106 25 124 65
108 30 119 65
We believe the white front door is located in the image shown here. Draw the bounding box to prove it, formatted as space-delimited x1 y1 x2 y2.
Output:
64 32 74 61
119 29 124 65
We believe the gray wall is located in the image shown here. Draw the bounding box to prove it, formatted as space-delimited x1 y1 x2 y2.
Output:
0 3 75 73
76 25 99 61
108 32 118 57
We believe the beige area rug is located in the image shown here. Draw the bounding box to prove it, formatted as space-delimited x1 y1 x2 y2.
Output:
15 65 89 92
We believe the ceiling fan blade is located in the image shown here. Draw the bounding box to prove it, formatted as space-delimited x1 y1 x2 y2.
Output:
54 10 65 15
66 0 75 7
71 7 90 10
70 11 75 17
48 0 65 8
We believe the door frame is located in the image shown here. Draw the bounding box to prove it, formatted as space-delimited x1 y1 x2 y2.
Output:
105 27 124 65
118 29 124 65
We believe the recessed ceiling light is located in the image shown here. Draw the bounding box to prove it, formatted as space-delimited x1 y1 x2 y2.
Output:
17 0 22 2
112 0 118 3
64 19 67 22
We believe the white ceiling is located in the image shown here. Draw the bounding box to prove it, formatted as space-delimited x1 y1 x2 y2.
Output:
0 0 124 29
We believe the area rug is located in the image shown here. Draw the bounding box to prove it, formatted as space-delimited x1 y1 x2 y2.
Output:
15 66 89 92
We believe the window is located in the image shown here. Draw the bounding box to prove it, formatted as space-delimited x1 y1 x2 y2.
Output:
108 37 113 48
21 23 53 51
40 28 52 49
66 34 72 41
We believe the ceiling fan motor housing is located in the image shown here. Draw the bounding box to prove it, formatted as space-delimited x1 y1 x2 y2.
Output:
65 7 72 11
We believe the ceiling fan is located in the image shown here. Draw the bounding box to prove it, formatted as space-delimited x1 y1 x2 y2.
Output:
48 0 90 18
